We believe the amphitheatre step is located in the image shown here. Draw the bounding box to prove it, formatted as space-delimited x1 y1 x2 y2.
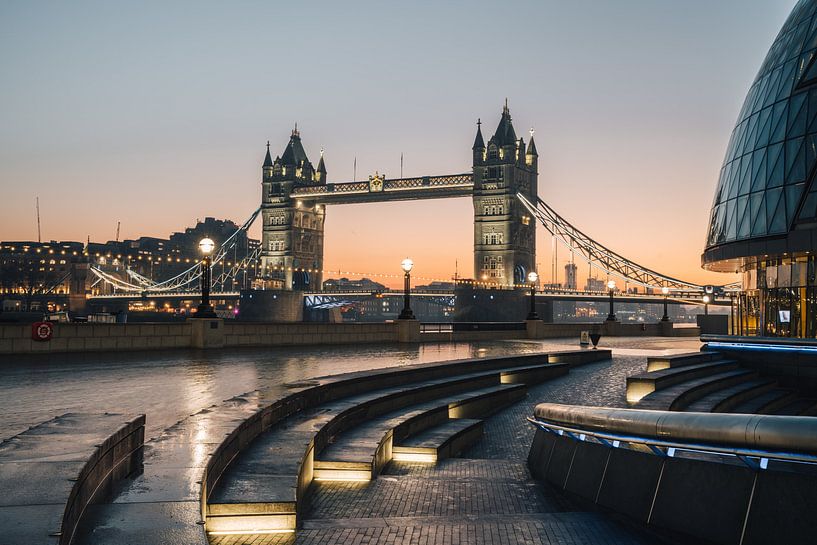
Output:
730 389 797 415
207 363 543 533
548 348 612 366
0 413 144 545
771 398 817 416
646 351 723 372
626 360 739 403
683 379 776 413
499 363 570 385
392 418 484 462
635 369 756 411
315 383 527 481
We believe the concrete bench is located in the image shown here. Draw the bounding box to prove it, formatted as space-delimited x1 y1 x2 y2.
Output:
626 360 739 403
315 383 527 481
0 413 144 545
637 369 756 411
393 418 484 463
646 351 723 372
684 379 776 413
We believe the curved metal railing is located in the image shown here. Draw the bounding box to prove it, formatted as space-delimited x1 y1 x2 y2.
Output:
529 403 817 466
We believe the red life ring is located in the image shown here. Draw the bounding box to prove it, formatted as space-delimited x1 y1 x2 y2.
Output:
32 322 54 341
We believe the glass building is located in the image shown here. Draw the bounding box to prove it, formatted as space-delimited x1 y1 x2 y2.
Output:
703 0 817 337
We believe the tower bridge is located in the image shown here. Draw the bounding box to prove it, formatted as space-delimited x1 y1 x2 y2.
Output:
259 102 537 291
79 102 735 314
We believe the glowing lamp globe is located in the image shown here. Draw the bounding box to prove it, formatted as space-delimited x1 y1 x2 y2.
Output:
607 280 616 291
401 258 414 273
528 271 538 283
661 286 669 295
199 238 215 255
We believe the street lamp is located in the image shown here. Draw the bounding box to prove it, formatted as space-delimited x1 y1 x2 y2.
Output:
606 279 617 322
527 271 539 320
399 258 415 320
661 286 670 322
702 294 711 316
197 238 217 318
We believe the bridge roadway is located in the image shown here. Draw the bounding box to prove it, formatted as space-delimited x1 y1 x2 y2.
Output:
84 288 730 306
31 336 699 545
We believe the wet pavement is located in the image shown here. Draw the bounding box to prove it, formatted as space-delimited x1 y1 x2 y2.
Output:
1 336 700 545
204 337 695 545
0 337 699 442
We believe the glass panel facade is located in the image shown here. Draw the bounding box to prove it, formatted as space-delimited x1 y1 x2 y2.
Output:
737 257 817 337
706 0 817 248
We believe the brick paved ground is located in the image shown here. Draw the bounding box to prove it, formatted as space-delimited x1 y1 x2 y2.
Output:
211 354 671 545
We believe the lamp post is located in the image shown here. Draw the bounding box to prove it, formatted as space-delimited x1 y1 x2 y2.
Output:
527 271 539 320
661 286 670 322
197 238 217 318
606 279 617 322
702 294 711 316
399 258 415 320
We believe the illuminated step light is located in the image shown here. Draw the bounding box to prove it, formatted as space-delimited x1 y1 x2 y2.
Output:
208 529 295 536
312 468 372 482
392 451 437 463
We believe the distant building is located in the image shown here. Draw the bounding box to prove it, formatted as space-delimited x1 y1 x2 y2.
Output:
585 277 606 292
702 0 817 337
1 217 260 300
322 277 386 292
0 241 84 300
415 281 455 291
564 263 577 290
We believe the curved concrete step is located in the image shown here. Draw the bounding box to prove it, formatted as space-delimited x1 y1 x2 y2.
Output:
646 351 723 372
771 398 817 416
683 379 776 413
315 383 526 480
0 414 144 545
392 418 484 462
636 369 756 411
627 360 739 403
207 362 564 533
729 389 797 415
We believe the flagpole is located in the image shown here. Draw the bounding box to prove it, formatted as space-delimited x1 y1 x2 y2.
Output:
353 157 357 182
400 153 403 179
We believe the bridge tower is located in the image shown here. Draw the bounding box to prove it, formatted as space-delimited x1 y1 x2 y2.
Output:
259 127 326 291
472 103 538 286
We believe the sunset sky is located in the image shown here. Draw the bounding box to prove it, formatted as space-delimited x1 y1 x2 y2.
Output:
0 1 798 288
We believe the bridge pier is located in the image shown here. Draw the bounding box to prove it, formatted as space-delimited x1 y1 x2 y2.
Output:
189 317 225 348
396 319 421 342
237 289 304 322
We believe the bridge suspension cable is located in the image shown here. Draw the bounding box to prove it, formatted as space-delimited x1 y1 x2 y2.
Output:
516 193 736 293
89 207 262 295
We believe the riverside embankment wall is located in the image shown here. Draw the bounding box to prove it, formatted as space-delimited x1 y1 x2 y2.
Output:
0 320 698 355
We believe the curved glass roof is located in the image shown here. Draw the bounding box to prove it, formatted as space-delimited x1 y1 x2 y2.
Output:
706 0 817 250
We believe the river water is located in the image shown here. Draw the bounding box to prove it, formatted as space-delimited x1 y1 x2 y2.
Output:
0 337 699 442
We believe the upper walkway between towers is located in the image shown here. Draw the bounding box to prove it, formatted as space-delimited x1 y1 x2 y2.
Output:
289 173 474 204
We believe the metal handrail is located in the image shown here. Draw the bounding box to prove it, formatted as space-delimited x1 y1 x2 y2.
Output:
527 416 817 467
528 403 817 467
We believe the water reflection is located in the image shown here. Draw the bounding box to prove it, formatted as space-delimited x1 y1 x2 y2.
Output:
0 337 699 442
